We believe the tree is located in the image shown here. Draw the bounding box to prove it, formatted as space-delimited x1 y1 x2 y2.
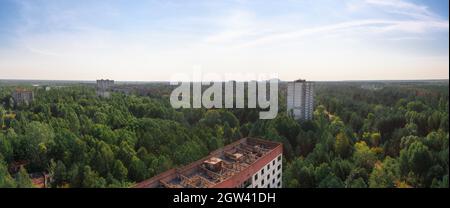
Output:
399 141 433 178
112 160 128 181
147 154 173 176
81 166 106 188
369 157 400 188
431 175 449 188
407 101 426 112
240 123 251 137
272 114 300 147
346 177 367 188
331 158 353 181
118 141 137 168
400 135 420 150
349 112 363 132
0 105 5 128
423 131 446 152
50 160 68 187
93 111 108 124
283 158 315 188
129 156 147 181
353 141 377 170
314 163 333 183
0 159 16 188
15 166 33 188
370 133 381 147
0 80 448 188
174 140 208 165
428 111 442 131
200 110 222 128
91 141 115 175
18 121 55 170
318 175 344 188
68 164 81 187
0 134 13 162
335 132 352 158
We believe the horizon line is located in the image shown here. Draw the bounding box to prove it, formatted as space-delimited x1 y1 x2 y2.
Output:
0 78 449 83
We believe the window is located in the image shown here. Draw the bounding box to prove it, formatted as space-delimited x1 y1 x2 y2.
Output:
272 170 275 175
242 178 252 188
277 174 281 179
277 156 281 161
268 164 270 170
254 174 258 181
277 164 281 170
277 182 281 187
261 179 265 186
261 169 265 175
255 185 258 188
272 160 275 165
267 174 270 180
272 179 275 184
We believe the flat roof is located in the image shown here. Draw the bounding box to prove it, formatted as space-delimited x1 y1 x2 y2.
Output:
133 137 282 188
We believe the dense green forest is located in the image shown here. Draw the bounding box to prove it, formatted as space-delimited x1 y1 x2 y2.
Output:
0 81 448 188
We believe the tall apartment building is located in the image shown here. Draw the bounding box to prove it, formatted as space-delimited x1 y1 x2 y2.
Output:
96 79 114 98
287 79 314 120
12 89 34 105
134 138 283 188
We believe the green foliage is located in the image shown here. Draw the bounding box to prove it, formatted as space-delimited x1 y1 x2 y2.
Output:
112 160 128 181
0 134 13 162
129 156 147 181
335 132 352 159
369 157 400 188
353 141 377 170
15 166 33 188
0 81 447 188
318 175 345 188
50 160 68 187
0 158 16 188
80 166 106 188
346 177 367 188
285 82 448 188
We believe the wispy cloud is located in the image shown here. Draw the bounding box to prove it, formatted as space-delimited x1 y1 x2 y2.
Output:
204 0 448 48
365 0 435 19
0 0 448 81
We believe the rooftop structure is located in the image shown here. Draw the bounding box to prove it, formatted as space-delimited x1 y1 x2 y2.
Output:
287 79 314 120
134 137 283 188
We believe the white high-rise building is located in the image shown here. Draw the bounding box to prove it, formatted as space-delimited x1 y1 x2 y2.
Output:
96 79 114 98
287 79 314 120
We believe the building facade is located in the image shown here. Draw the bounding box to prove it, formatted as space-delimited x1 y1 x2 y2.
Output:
287 79 314 120
133 138 283 188
12 89 34 105
248 152 282 188
96 79 114 98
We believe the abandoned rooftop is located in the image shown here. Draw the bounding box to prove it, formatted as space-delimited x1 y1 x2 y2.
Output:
133 137 282 188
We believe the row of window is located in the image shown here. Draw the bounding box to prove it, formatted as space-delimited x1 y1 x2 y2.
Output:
254 165 281 180
257 171 282 187
253 155 283 188
255 179 282 188
253 155 282 181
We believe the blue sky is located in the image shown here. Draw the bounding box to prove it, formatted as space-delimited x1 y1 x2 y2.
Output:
0 0 448 81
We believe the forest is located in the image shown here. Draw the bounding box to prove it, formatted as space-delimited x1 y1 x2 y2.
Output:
0 80 448 188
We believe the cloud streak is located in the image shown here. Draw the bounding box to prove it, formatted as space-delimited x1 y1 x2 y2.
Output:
203 0 448 48
0 0 448 81
365 0 435 19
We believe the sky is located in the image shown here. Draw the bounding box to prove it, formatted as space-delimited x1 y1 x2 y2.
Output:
0 0 448 81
